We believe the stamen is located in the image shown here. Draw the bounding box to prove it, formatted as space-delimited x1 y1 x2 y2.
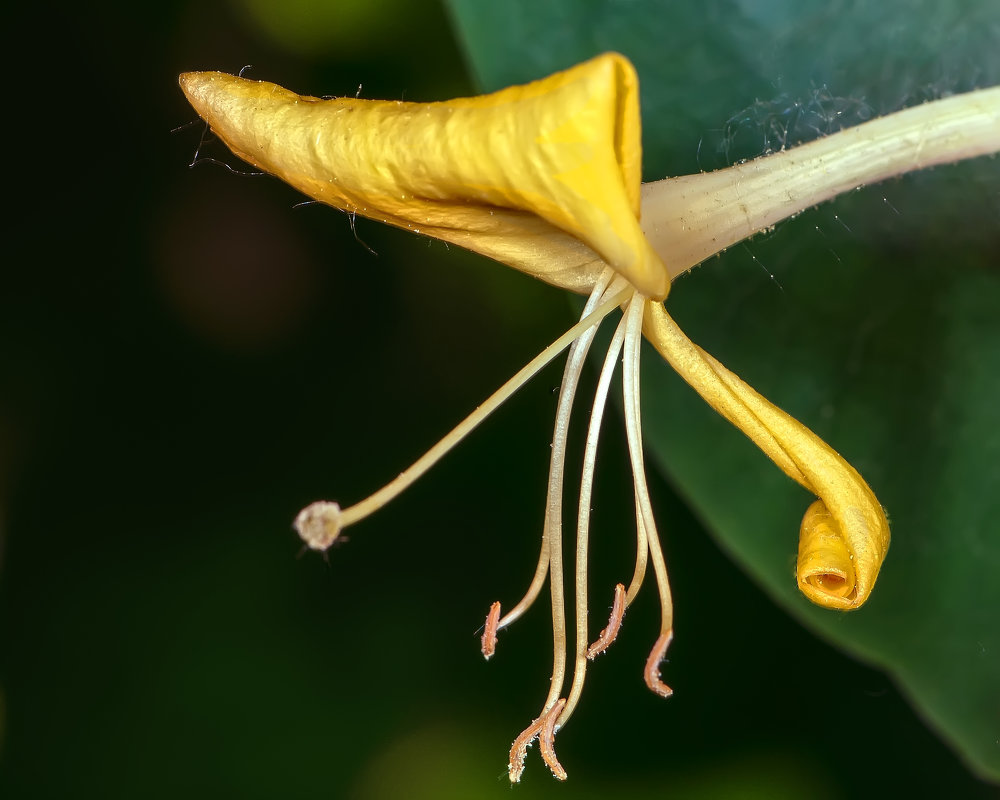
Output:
623 296 675 693
481 601 501 659
621 300 651 607
540 276 617 713
587 583 626 659
539 699 568 781
644 630 674 698
622 295 656 565
561 307 629 724
508 713 545 783
293 283 632 548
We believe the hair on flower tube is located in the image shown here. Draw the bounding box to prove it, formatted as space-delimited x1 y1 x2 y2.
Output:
179 53 999 780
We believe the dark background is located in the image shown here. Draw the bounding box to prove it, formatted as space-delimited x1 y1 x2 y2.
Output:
1 1 995 797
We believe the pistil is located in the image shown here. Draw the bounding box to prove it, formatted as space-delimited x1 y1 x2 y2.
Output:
293 283 631 550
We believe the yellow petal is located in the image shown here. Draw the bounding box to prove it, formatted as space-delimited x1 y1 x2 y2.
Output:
178 53 670 299
642 301 890 610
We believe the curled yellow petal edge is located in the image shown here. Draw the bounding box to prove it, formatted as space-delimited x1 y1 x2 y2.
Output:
178 53 669 300
642 301 890 609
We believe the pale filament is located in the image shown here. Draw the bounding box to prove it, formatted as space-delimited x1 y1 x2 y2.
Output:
560 307 629 724
622 303 650 606
622 296 675 690
625 491 650 605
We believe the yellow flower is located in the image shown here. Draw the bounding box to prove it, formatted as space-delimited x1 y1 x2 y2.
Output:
179 54 999 781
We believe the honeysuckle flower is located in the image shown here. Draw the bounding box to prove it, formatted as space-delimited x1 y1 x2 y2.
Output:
179 54 1000 781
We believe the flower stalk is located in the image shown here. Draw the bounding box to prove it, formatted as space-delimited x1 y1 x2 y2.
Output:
639 86 1000 277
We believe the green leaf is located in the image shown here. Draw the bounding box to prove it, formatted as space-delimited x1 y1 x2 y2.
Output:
447 0 1000 781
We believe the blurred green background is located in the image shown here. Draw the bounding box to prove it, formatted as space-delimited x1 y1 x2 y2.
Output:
1 1 997 797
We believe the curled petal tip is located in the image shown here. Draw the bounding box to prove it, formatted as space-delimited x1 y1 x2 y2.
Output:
641 301 890 611
797 496 889 610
